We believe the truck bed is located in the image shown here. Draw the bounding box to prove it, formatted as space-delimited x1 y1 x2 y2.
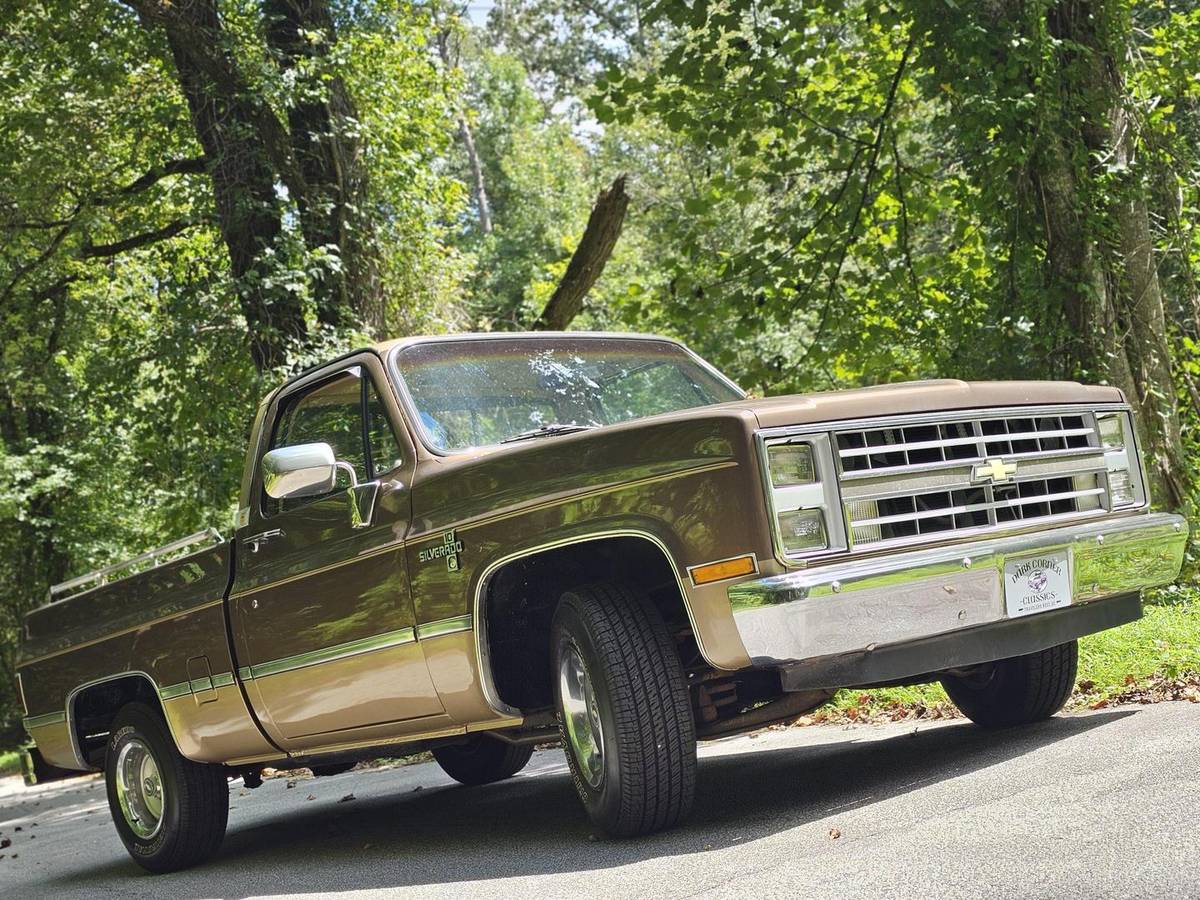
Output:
21 540 234 663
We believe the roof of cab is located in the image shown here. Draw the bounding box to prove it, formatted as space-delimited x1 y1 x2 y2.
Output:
371 330 679 354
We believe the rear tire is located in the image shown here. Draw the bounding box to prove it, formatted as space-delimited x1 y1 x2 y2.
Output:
551 582 696 837
941 640 1078 728
104 702 228 873
432 734 533 786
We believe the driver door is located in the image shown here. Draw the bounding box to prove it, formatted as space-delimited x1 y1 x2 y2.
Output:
229 361 446 750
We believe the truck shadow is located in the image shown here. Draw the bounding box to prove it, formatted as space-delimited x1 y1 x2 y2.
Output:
51 709 1135 895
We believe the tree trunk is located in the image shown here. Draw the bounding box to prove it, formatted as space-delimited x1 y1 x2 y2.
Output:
263 0 380 330
1043 0 1187 507
921 0 1189 507
534 175 629 330
128 0 379 367
128 0 307 372
433 18 494 236
458 115 494 235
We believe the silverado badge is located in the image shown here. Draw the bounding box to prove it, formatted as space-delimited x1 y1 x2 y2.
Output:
419 530 463 571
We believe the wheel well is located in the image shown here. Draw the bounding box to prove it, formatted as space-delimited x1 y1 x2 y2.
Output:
70 674 161 768
482 536 700 712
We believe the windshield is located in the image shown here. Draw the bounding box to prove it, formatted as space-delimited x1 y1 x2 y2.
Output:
393 337 743 452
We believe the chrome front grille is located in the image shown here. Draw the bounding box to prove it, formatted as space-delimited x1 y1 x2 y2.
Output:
836 410 1110 550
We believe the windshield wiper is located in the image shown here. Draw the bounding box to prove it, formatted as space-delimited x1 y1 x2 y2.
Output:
501 423 596 444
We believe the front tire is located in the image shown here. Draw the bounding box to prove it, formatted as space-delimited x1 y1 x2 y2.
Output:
551 582 696 837
941 640 1078 728
105 702 228 873
432 734 533 785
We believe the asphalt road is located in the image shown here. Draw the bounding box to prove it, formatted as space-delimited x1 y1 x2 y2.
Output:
2 702 1198 899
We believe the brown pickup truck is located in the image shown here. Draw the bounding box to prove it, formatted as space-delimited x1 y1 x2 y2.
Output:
17 332 1187 872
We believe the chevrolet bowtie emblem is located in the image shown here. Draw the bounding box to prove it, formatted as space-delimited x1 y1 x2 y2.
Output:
974 458 1018 484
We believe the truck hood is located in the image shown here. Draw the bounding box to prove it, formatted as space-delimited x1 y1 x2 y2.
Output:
719 379 1124 430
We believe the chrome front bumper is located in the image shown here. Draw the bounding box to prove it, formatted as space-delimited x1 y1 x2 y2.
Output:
729 513 1187 680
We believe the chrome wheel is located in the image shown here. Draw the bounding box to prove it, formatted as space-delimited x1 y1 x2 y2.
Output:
115 738 165 839
559 644 605 788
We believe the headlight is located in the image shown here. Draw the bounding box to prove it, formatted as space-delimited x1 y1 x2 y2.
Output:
762 436 847 559
768 444 815 486
1096 411 1144 508
1097 413 1125 449
1108 469 1136 506
778 509 827 553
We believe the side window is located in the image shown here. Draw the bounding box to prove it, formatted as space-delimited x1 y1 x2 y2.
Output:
264 368 367 515
365 380 405 476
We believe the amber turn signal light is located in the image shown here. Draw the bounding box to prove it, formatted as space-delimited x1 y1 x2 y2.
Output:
689 554 757 586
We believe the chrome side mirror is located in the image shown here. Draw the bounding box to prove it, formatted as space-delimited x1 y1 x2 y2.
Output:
262 443 339 499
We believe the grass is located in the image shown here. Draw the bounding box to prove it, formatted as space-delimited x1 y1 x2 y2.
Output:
0 748 22 777
820 586 1200 721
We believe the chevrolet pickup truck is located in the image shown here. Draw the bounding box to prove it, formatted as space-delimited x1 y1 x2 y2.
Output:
16 332 1187 872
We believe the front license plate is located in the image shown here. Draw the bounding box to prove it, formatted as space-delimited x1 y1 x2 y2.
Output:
1004 550 1072 619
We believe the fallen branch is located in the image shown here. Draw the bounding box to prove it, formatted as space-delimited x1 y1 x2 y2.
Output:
533 174 630 331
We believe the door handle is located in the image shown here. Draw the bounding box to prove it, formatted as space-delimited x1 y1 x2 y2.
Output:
243 529 284 553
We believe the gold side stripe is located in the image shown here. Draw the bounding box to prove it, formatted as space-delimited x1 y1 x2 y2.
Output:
238 627 417 681
18 598 225 669
159 682 193 701
159 673 236 701
415 614 473 639
22 711 66 729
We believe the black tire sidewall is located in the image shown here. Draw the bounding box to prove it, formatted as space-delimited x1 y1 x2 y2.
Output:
105 704 188 867
433 734 532 785
551 594 625 826
942 640 1077 728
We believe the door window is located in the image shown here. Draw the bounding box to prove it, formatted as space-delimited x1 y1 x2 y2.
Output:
265 368 368 515
365 381 405 477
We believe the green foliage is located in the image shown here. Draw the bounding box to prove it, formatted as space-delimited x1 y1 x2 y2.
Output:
342 2 470 331
0 748 21 777
460 51 597 326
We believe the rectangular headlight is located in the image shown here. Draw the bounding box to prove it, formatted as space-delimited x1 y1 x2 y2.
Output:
1108 469 1136 506
777 509 827 553
768 443 815 486
1097 413 1125 449
1096 410 1145 508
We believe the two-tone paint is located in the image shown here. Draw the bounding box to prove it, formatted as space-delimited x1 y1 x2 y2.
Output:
15 332 1153 773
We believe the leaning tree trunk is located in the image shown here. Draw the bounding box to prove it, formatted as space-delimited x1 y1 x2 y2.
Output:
534 175 630 330
457 114 494 235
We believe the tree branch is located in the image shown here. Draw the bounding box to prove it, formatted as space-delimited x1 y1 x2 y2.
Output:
81 219 197 258
122 0 306 199
114 156 208 199
890 128 921 301
533 174 630 331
